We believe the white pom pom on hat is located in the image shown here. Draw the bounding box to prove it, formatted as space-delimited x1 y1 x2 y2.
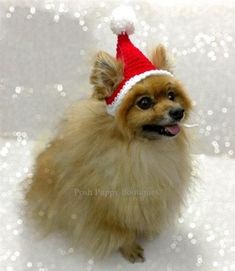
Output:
110 6 137 35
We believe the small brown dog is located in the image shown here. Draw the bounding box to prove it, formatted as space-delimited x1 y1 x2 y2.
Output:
26 7 193 263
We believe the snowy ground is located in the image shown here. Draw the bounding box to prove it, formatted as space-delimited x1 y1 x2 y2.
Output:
0 138 234 271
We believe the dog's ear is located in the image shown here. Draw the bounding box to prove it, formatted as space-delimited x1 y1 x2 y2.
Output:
151 44 174 73
90 51 123 100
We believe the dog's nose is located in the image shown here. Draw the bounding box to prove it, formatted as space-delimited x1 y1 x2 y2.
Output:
169 107 184 121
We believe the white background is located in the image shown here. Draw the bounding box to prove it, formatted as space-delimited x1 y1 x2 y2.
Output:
0 1 234 270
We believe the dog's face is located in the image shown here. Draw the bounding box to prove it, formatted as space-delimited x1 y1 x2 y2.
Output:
116 75 192 140
90 46 192 140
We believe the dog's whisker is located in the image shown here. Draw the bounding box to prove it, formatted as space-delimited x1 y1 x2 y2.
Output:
182 123 199 128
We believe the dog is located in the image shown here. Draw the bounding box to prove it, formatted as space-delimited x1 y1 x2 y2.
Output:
25 42 193 263
25 5 193 263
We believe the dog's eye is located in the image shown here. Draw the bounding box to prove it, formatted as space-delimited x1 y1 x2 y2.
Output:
167 91 176 101
136 97 154 110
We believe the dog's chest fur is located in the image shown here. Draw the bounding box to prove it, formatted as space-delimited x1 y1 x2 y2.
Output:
88 139 191 234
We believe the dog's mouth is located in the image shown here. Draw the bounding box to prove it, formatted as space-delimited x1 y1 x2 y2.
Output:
142 123 180 137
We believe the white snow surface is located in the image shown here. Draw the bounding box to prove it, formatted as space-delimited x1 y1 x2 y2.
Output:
0 138 234 271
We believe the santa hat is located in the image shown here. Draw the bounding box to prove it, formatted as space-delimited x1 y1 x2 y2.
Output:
105 6 173 116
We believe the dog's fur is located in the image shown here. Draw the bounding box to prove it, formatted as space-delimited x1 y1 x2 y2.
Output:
25 45 192 263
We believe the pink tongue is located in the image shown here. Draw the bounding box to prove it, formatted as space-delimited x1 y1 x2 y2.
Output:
165 124 180 135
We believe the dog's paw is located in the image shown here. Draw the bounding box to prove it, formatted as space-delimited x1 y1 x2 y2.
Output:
120 242 145 263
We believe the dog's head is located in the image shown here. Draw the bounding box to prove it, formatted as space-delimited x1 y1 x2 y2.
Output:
90 45 192 140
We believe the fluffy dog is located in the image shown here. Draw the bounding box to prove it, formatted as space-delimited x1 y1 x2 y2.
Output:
25 43 193 263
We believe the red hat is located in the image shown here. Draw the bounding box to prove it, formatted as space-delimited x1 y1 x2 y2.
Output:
105 6 173 116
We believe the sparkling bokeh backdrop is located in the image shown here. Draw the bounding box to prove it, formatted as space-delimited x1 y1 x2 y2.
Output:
0 0 234 270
